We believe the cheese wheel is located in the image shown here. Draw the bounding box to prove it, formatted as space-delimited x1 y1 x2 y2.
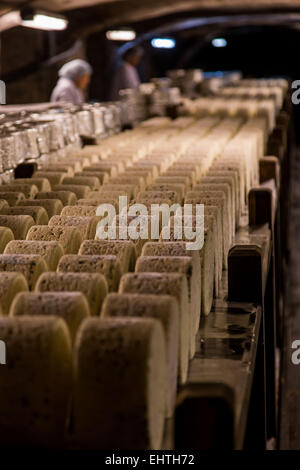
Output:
72 151 100 163
86 192 125 209
99 184 137 199
0 254 48 290
59 158 89 171
0 184 38 199
135 255 200 358
128 162 159 178
192 183 233 243
0 227 14 253
0 206 49 225
10 292 89 344
75 171 109 185
203 206 223 286
73 146 105 159
109 175 146 191
119 272 189 384
0 199 9 210
35 272 108 316
198 228 214 316
207 169 240 224
76 198 118 209
61 205 97 217
126 164 159 179
136 190 179 205
161 222 214 316
169 213 219 295
61 176 100 190
79 240 136 274
164 170 196 185
0 192 25 206
49 215 98 240
11 178 51 192
73 317 166 449
0 316 72 448
104 224 148 258
34 171 66 185
17 199 63 218
198 175 237 233
185 192 227 268
62 156 93 167
57 254 121 292
155 176 191 190
53 184 90 199
101 293 179 417
141 243 201 318
0 272 28 315
40 164 74 176
0 215 35 239
83 163 119 177
209 165 243 215
26 226 83 254
123 169 153 186
4 240 64 271
147 184 185 202
36 191 77 206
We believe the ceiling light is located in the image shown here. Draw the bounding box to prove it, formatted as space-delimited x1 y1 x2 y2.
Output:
21 10 68 31
151 38 176 49
0 9 68 31
212 38 227 48
106 29 136 41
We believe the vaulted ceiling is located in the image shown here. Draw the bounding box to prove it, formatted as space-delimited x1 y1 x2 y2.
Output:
2 0 300 38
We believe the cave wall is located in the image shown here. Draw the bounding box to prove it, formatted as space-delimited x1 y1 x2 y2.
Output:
1 26 86 104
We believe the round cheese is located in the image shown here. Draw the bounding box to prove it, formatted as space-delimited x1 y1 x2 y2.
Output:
0 206 49 225
0 316 72 447
53 184 90 199
57 254 121 292
4 240 64 271
0 254 48 290
135 255 199 359
17 199 63 218
10 292 89 344
49 215 98 240
26 226 83 254
0 215 35 239
79 239 136 274
35 272 108 316
36 191 77 206
61 176 100 190
11 178 51 192
0 272 28 315
119 272 189 384
73 317 166 449
0 227 14 253
101 293 179 417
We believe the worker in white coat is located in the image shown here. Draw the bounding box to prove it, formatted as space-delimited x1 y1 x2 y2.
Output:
51 59 92 105
111 46 143 100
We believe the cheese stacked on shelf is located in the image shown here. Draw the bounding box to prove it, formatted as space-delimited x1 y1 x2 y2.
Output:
0 102 272 449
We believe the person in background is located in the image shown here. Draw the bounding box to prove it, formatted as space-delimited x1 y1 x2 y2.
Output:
51 59 92 105
110 46 143 100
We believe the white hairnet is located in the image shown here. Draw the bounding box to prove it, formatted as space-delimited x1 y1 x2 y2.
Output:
58 59 92 80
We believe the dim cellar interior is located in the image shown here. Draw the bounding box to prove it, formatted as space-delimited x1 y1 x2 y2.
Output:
0 0 299 452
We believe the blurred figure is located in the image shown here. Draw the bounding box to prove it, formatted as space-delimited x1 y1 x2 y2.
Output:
111 46 143 100
51 59 92 105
